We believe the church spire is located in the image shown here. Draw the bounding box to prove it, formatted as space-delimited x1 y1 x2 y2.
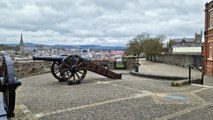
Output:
20 33 24 47
20 33 24 55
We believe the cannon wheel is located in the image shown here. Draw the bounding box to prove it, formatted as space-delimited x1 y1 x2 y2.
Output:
51 61 67 82
61 55 87 85
1 55 16 117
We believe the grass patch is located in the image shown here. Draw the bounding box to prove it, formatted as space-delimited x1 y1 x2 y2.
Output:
116 64 125 69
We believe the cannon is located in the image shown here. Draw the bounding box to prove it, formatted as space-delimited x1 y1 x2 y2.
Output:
0 55 21 118
33 55 122 85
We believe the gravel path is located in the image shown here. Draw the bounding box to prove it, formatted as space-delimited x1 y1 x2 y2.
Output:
15 71 213 120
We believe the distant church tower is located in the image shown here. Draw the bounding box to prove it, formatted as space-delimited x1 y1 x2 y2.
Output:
19 34 25 55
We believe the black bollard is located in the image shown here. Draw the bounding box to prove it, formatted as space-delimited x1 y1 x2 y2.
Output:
188 65 191 85
201 73 204 85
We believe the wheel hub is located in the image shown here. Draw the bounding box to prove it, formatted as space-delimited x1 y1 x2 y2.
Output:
71 65 78 72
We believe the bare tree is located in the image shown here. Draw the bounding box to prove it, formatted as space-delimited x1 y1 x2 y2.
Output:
126 33 165 56
126 33 150 57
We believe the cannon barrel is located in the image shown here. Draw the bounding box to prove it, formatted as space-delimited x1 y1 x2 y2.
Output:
32 56 65 62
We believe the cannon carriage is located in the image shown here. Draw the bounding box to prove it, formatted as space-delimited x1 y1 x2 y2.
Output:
0 55 21 118
33 55 122 85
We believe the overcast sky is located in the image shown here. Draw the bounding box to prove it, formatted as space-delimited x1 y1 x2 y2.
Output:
0 0 211 46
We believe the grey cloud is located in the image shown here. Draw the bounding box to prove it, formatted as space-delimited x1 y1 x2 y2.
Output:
90 0 137 11
0 0 210 45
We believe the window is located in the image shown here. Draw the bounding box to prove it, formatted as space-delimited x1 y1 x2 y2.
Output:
209 43 213 59
209 10 213 29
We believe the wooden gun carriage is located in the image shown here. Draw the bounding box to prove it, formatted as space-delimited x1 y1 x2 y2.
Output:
33 55 122 85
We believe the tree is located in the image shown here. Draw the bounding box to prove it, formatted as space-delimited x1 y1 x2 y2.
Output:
126 33 165 56
142 35 165 55
126 33 150 57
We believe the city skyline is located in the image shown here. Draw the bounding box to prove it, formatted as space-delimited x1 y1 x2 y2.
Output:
0 0 211 45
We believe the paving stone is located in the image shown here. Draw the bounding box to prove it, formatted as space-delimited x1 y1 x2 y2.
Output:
113 75 201 93
40 97 192 120
169 105 213 120
14 71 209 120
16 73 140 114
195 89 213 103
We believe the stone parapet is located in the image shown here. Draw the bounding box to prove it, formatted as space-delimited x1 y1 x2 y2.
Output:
146 54 203 69
14 61 51 79
12 59 136 79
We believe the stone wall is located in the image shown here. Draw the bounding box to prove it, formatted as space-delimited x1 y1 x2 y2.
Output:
13 60 116 79
91 59 137 70
91 60 114 69
11 59 137 79
14 61 51 79
146 54 204 69
124 57 138 70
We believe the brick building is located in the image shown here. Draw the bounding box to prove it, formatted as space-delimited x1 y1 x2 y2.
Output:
204 1 213 75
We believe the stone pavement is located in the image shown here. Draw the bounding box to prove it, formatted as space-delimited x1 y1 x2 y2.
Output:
11 69 213 120
138 58 203 80
137 58 213 86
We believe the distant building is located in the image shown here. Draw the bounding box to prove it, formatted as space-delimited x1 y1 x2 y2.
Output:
111 50 124 60
204 1 213 75
19 34 37 55
19 34 24 55
168 32 202 54
81 49 90 53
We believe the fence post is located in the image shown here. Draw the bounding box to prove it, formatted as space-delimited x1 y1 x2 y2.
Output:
201 73 204 85
114 61 116 69
188 65 191 85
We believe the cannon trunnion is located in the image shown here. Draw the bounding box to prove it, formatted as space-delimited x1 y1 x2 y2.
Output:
33 55 122 85
0 55 21 118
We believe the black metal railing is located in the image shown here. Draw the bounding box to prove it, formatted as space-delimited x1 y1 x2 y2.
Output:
188 64 204 85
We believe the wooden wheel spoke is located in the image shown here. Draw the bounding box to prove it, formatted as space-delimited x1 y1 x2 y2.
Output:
54 67 59 70
68 72 74 80
51 61 66 82
71 56 75 65
63 68 70 71
77 62 83 67
68 58 73 66
77 70 83 74
61 55 87 85
58 74 62 78
59 73 64 78
75 72 80 79
54 70 60 74
73 73 76 81
56 62 60 65
65 71 69 77
54 64 59 68
64 63 71 68
75 58 79 65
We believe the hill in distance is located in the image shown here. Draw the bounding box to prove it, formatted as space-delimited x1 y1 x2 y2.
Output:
4 43 127 50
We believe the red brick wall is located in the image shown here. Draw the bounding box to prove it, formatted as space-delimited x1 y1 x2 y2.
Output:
204 1 213 75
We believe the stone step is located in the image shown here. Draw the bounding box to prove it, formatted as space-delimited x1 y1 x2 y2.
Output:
171 79 203 87
10 104 38 120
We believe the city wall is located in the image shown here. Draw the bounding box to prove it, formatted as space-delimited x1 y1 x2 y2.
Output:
146 54 203 69
13 59 136 79
15 55 202 79
14 61 51 79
